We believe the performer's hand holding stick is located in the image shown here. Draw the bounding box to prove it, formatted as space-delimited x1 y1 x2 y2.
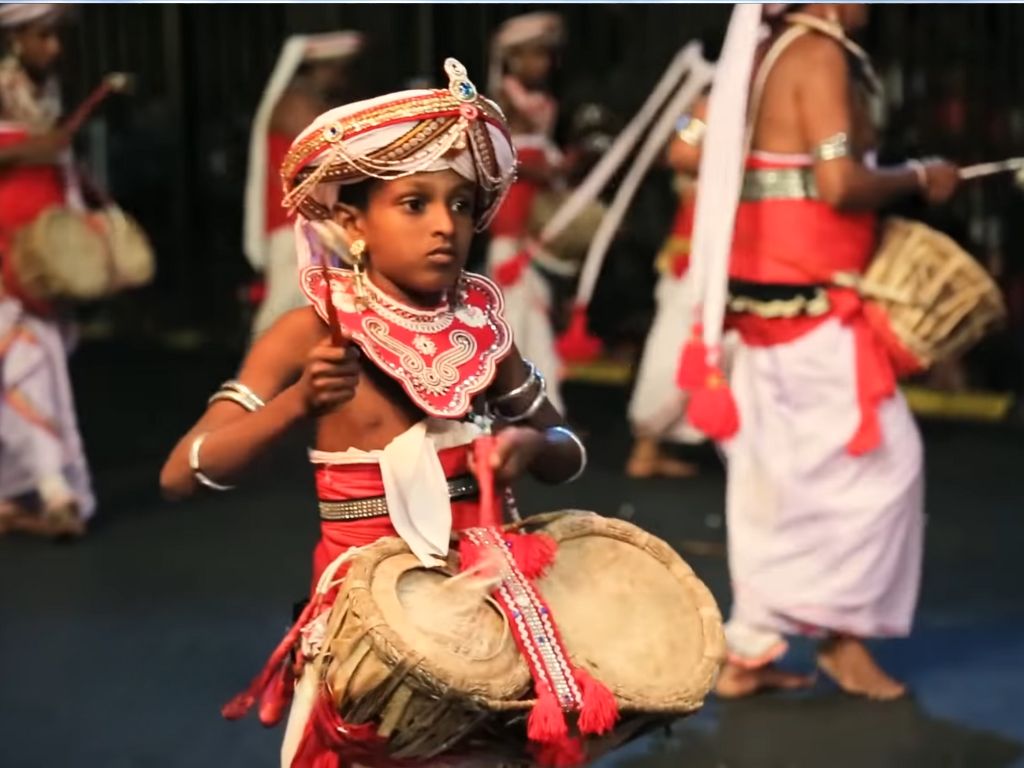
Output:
62 72 134 136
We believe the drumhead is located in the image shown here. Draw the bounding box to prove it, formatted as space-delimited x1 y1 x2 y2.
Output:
13 207 112 301
535 513 724 713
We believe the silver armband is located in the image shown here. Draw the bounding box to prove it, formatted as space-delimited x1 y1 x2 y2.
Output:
675 115 707 147
813 132 850 162
489 360 549 423
208 380 266 413
188 433 234 492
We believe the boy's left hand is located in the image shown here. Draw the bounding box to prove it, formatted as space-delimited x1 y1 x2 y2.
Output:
470 426 545 485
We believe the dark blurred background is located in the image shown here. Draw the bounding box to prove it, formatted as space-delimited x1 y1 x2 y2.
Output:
58 3 1024 401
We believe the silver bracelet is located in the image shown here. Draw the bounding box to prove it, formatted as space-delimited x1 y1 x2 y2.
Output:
548 426 587 483
675 115 707 147
906 159 928 191
495 375 548 423
188 432 234 491
208 380 265 412
489 361 540 405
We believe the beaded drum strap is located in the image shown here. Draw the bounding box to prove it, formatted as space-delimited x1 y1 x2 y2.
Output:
464 528 583 710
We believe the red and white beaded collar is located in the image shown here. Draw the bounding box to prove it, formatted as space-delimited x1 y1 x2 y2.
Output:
300 266 513 418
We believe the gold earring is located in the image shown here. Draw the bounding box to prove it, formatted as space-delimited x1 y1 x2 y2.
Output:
349 238 366 261
348 239 369 310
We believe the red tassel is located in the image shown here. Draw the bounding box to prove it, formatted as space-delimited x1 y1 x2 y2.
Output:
220 692 255 721
506 532 557 580
556 305 603 363
527 683 569 744
687 366 740 441
257 662 294 727
676 324 708 391
222 598 320 721
290 692 383 768
573 667 619 736
535 736 586 767
494 249 532 287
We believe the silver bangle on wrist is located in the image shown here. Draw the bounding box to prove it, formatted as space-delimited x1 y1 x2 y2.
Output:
906 159 928 191
548 426 587 483
188 432 234 491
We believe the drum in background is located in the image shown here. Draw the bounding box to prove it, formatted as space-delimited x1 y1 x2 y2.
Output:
855 217 1006 375
2 205 155 313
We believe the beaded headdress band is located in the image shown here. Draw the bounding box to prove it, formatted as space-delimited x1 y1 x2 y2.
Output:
281 59 516 231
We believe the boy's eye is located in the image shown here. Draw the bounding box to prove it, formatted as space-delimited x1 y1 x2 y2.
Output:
451 197 473 214
401 197 426 213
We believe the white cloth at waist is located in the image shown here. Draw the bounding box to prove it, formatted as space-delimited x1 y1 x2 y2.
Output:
308 418 480 568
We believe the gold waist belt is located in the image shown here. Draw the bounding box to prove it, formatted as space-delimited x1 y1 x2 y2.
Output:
740 168 818 201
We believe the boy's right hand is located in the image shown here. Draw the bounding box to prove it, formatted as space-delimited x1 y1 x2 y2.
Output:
298 335 360 416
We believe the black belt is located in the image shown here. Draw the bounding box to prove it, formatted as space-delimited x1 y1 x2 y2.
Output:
318 474 479 522
727 280 831 319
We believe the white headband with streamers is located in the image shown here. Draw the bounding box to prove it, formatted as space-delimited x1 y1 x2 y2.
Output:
685 4 765 359
534 41 713 306
573 47 715 307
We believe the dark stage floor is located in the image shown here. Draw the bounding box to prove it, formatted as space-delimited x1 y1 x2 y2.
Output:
1 342 1022 767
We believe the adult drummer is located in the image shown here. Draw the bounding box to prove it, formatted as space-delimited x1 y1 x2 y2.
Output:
0 3 94 537
682 4 959 699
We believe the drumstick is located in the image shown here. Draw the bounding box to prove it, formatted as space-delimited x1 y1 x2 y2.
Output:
472 434 501 529
62 72 135 136
319 260 346 346
959 158 1024 180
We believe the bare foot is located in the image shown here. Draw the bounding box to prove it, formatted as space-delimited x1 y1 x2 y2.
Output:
817 636 907 700
43 502 87 539
626 438 699 479
0 500 26 535
654 456 699 478
6 502 86 539
715 661 815 699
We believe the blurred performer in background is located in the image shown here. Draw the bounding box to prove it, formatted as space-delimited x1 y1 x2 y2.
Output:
683 4 960 700
0 3 93 537
626 99 707 479
244 31 364 341
486 12 566 412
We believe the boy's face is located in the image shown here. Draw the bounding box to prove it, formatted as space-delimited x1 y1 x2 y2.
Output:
336 170 478 306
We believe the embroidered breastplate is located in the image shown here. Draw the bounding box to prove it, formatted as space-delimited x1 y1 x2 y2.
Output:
300 267 512 418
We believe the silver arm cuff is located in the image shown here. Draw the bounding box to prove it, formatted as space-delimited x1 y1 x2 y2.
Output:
489 361 539 405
